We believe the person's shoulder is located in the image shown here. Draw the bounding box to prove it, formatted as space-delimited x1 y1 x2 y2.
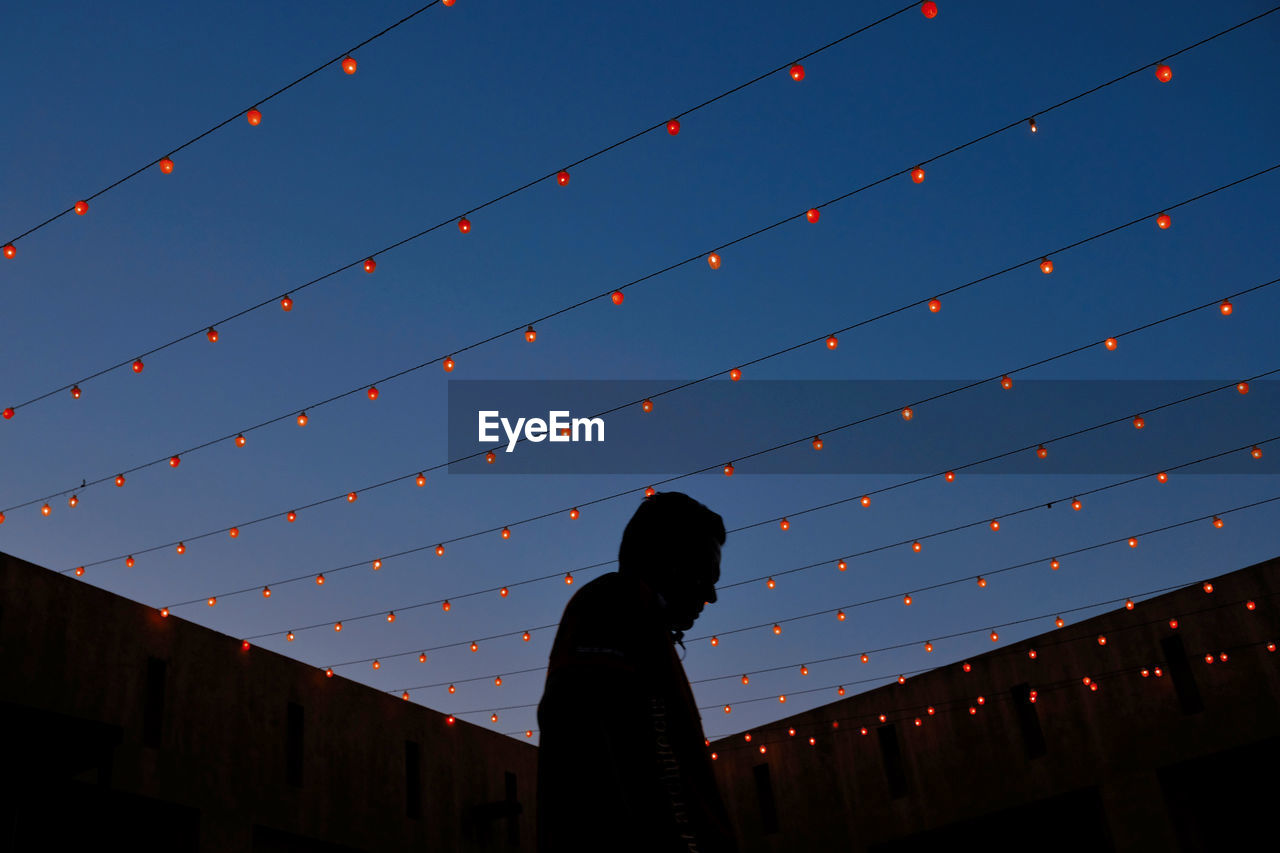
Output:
566 572 660 616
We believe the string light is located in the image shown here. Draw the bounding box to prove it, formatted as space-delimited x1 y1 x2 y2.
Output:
1238 382 1250 394
976 576 987 588
569 508 579 520
443 357 455 372
911 541 921 553
75 200 88 215
1157 471 1169 483
1028 117 1038 134
500 587 509 598
989 520 1000 532
1072 498 1083 511
723 463 735 476
342 56 357 74
806 208 820 223
1221 299 1234 316
837 559 847 571
861 496 870 508
297 412 308 427
928 298 941 312
457 217 471 234
666 119 680 135
1252 446 1264 459
564 573 574 585
1155 63 1173 82
1156 213 1171 229
125 556 134 567
158 157 174 174
372 559 382 570
1128 537 1138 548
611 290 625 305
1000 375 1013 390
921 2 938 19
115 474 125 487
287 631 294 641
789 63 805 81
69 494 79 508
1105 337 1118 351
235 434 247 447
247 108 262 126
486 452 496 464
729 368 742 381
779 518 790 531
1050 558 1060 570
262 586 271 598
902 407 913 421
416 473 427 487
525 326 537 343
280 295 293 311
556 170 570 186
132 359 144 373
41 503 51 517
911 166 925 183
1039 258 1054 275
229 527 239 538
206 328 218 343
1212 516 1224 528
812 436 823 450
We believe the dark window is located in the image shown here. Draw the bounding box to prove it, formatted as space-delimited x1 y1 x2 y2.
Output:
877 724 909 799
405 741 422 819
752 763 780 835
286 702 304 787
143 657 166 748
1011 682 1046 758
1160 634 1204 714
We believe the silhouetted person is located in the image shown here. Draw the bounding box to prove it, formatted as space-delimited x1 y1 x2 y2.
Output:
537 492 738 853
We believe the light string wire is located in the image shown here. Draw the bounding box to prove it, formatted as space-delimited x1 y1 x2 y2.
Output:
4 6 1274 419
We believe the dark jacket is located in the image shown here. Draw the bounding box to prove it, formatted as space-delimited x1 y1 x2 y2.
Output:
536 572 737 853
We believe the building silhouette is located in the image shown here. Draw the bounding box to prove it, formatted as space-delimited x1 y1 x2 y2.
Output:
0 551 534 852
708 555 1280 852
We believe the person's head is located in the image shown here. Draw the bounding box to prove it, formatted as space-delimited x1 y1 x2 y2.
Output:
618 492 725 632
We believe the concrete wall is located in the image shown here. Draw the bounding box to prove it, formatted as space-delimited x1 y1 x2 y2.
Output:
709 556 1280 852
0 551 537 853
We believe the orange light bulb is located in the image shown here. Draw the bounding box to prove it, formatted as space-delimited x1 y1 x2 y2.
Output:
158 157 174 174
176 542 185 554
911 166 925 183
443 357 455 372
556 169 569 186
641 398 653 413
235 434 246 447
1039 258 1054 275
723 463 734 476
805 207 819 223
525 325 537 343
569 507 579 520
1220 299 1233 316
666 119 680 135
246 108 262 126
611 290 624 305
341 56 357 74
1104 337 1118 351
928 297 941 312
901 407 914 421
74 200 88 215
826 334 838 349
779 518 789 531
1156 213 1171 229
126 556 135 567
416 472 427 487
457 216 471 234
297 412 308 427
729 368 742 381
789 63 805 81
228 526 239 538
132 359 144 373
280 295 293 311
69 494 79 508
363 258 376 274
1155 63 1172 82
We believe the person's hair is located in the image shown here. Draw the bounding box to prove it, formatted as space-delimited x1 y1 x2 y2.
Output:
618 492 725 586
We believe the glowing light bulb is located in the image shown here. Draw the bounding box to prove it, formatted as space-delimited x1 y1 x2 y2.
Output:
206 327 218 343
741 674 749 685
1156 213 1171 230
486 451 496 464
416 472 427 487
523 325 537 343
1220 299 1233 316
443 357 455 372
341 56 357 74
441 598 450 610
667 119 680 135
69 494 79 508
208 596 216 607
1157 471 1168 484
898 675 906 685
911 166 925 183
556 169 570 186
1055 616 1064 627
158 605 167 616
41 503 51 517
944 470 955 482
1097 635 1107 646
229 527 239 538
1039 258 1054 275
1000 375 1013 390
903 593 913 606
501 526 511 539
71 385 81 399
176 542 185 554
990 630 999 642
710 636 719 647
645 487 656 497
766 578 775 590
772 623 782 635
132 359 144 373
723 463 734 476
1155 63 1172 82
861 654 869 663
523 631 531 642
861 495 870 507
976 576 987 588
1037 444 1048 459
565 572 574 585
1237 382 1250 395
297 412 308 427
1028 649 1037 659
837 610 846 621
837 559 847 571
470 641 479 652
419 652 427 662
924 642 933 652
280 295 293 311
287 631 294 641
372 660 380 670
707 252 721 270
729 368 742 381
1104 337 1118 351
242 640 251 651
812 436 823 450
246 108 261 126
779 518 790 531
1125 599 1135 610
1133 415 1145 429
928 298 941 312
457 217 471 234
1072 498 1082 511
1251 446 1263 459
921 2 938 18
262 586 271 598
75 200 88 215
158 157 174 174
911 541 921 553
902 407 914 421
316 573 325 585
116 474 126 487
1128 537 1138 548
1212 516 1224 529
126 556 135 567
611 290 624 305
789 63 805 81
826 334 838 349
1050 558 1060 570
1028 117 1038 133
641 399 653 413
235 434 246 447
805 207 820 223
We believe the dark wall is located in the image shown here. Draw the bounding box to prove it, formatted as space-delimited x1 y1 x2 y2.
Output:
710 556 1280 853
0 552 536 852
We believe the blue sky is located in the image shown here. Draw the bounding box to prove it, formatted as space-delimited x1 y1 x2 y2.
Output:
2 0 1278 741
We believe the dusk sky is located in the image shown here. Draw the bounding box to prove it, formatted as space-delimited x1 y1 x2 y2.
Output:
3 0 1278 742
